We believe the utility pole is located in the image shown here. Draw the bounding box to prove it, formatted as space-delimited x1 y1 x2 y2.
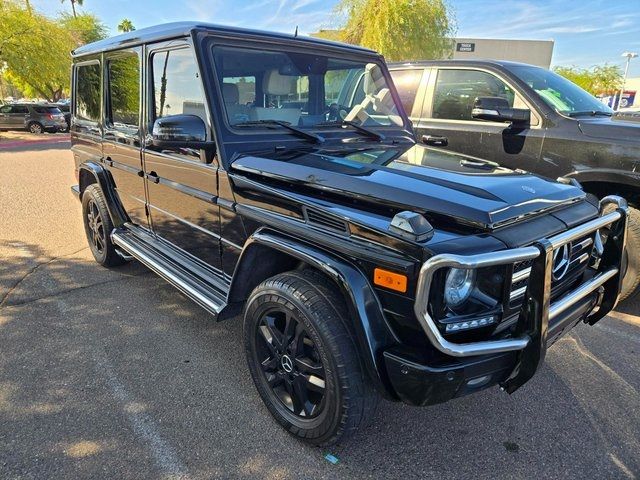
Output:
618 52 638 110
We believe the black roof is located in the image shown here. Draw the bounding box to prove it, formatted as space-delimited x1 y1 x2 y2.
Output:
73 21 377 57
387 59 537 69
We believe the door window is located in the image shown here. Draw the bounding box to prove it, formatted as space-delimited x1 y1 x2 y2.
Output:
432 69 519 121
151 48 207 123
0 105 12 114
76 63 101 122
106 50 141 132
12 105 29 114
389 69 424 115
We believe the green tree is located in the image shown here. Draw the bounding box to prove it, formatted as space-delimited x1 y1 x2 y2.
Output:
117 18 135 33
60 12 108 45
61 0 83 18
321 0 455 61
0 1 106 102
554 64 622 95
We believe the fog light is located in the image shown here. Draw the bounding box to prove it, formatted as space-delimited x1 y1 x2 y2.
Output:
445 315 497 333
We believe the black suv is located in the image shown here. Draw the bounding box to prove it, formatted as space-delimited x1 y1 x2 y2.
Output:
389 60 640 299
0 103 67 133
70 23 628 445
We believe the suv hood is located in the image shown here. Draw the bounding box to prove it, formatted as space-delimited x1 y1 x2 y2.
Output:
577 115 640 142
231 144 586 230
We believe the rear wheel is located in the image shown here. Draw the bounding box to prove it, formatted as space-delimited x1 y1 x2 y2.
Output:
244 270 377 446
82 185 127 267
28 122 43 134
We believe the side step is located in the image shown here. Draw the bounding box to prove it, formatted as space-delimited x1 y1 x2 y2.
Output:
111 224 228 318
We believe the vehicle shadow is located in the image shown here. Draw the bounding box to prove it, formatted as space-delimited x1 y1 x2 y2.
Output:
1 240 638 479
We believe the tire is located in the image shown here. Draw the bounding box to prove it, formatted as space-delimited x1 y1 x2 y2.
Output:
27 122 43 134
619 206 640 301
82 184 127 267
244 270 377 446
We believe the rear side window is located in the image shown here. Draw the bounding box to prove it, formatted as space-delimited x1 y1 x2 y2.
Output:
432 69 515 121
33 106 61 114
389 69 424 115
107 51 141 130
76 63 101 122
11 105 29 114
151 48 207 123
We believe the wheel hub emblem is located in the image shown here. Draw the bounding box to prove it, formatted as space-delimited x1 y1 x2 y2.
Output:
280 355 294 373
552 244 570 281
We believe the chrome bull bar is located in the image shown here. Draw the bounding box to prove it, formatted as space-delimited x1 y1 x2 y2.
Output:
413 196 629 360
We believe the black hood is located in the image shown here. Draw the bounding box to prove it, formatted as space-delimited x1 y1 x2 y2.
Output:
578 114 640 142
231 144 586 230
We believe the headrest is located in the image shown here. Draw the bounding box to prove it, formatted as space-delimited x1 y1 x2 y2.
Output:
363 63 386 95
223 83 239 104
263 70 294 96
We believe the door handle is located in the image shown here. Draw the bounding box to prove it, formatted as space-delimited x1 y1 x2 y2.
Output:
422 135 448 147
147 171 160 184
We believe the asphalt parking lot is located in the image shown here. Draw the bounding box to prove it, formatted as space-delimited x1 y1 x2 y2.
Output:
1 139 639 479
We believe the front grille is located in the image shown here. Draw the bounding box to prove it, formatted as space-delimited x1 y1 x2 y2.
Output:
509 233 595 307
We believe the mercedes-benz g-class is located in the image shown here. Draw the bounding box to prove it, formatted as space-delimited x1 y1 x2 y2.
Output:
70 23 628 445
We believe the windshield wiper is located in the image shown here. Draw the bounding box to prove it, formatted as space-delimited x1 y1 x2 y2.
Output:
234 120 324 144
566 110 613 117
317 120 385 141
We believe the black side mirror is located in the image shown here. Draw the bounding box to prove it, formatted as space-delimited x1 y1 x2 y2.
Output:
472 96 530 126
151 114 213 149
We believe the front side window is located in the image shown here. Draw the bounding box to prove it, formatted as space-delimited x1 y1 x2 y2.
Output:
432 69 517 121
76 62 101 122
151 48 207 123
107 50 140 130
389 69 424 115
212 45 403 129
509 65 613 117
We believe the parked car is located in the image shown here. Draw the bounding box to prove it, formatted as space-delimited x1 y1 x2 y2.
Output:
0 102 67 133
70 23 628 446
389 60 640 300
55 103 71 130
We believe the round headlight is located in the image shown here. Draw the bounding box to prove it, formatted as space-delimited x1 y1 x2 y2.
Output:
444 268 476 308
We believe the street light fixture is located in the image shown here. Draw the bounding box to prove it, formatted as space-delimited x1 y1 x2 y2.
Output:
618 51 638 110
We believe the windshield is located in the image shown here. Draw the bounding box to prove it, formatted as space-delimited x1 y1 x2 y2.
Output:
212 45 403 130
509 65 613 116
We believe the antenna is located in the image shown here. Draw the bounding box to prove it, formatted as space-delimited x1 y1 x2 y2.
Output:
294 26 298 37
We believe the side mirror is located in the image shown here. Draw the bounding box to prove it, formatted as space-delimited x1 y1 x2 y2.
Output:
151 114 213 149
471 97 530 126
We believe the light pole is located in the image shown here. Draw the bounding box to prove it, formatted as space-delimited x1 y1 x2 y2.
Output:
618 51 638 110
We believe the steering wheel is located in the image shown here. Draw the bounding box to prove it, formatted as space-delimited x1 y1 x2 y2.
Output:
326 103 348 122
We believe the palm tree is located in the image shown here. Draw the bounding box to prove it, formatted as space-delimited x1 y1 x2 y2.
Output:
60 0 83 18
117 19 135 33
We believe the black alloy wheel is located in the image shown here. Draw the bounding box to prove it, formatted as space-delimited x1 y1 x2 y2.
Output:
244 270 377 446
81 184 127 267
86 198 106 255
256 307 327 418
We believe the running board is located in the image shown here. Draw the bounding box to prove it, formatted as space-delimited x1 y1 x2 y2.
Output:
111 225 228 318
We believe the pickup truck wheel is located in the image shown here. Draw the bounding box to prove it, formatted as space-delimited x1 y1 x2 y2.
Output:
602 204 640 301
82 185 127 267
244 270 376 446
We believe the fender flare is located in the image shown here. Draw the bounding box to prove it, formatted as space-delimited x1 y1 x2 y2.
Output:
232 229 400 399
567 169 640 193
78 161 128 227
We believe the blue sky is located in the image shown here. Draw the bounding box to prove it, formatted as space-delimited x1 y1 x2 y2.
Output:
34 0 640 77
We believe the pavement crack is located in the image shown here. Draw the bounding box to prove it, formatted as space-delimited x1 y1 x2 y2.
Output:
0 272 151 309
0 246 89 308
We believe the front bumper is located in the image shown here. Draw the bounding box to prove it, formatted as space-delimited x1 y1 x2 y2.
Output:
386 196 628 406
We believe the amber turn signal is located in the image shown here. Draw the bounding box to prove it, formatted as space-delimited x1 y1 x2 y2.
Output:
373 268 407 293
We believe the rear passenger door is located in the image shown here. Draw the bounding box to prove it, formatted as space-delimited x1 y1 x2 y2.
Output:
389 68 430 125
417 68 544 171
143 42 222 270
103 47 148 228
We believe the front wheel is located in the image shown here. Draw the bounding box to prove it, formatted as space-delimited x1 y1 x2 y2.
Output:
244 270 377 446
619 205 640 301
